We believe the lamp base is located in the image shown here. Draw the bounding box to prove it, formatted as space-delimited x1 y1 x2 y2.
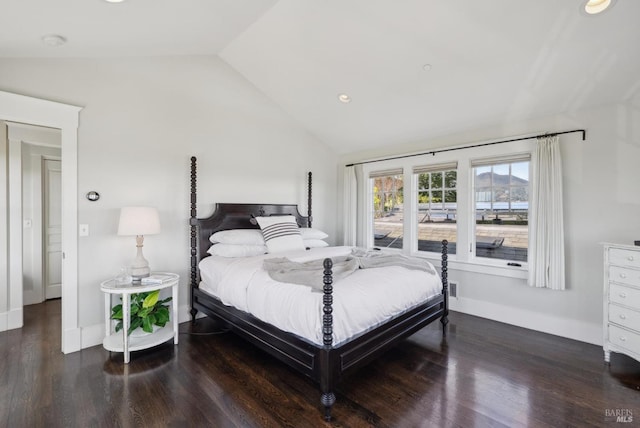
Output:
130 267 150 284
130 235 151 283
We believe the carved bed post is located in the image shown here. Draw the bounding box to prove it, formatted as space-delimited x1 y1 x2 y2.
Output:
307 172 313 228
189 156 199 323
440 239 449 334
319 258 336 421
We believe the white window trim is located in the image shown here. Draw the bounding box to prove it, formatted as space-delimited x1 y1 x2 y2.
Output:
359 138 536 278
468 153 531 266
365 161 408 253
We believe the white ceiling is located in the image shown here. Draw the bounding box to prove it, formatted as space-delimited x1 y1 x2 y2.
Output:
0 0 278 57
2 0 639 154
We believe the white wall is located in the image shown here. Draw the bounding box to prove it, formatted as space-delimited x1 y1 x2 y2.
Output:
0 56 339 348
340 97 640 345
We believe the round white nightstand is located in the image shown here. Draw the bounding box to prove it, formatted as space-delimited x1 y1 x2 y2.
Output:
100 272 179 363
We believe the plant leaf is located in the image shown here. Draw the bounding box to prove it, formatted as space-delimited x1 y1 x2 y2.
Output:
142 316 153 333
137 307 152 318
110 305 123 320
128 318 142 335
143 290 160 308
155 308 169 325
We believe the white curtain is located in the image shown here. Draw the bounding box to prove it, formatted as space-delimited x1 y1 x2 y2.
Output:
528 136 565 290
343 165 363 246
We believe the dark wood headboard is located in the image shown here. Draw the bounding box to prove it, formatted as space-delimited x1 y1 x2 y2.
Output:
194 202 309 262
189 156 312 293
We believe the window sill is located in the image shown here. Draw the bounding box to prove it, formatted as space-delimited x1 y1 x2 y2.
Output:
419 252 528 279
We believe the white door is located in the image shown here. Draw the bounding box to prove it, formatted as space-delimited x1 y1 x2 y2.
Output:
43 159 62 300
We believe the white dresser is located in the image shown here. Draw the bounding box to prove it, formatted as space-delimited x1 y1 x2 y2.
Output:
603 243 640 364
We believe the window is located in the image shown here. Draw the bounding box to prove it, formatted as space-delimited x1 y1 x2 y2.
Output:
414 163 457 254
371 170 403 249
472 158 529 262
355 140 534 274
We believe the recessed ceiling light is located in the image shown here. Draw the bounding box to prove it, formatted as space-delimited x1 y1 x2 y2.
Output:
422 64 432 72
41 34 67 47
104 0 126 3
584 0 612 14
338 93 352 104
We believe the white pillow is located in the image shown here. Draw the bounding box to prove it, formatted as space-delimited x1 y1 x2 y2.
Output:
304 239 329 249
207 244 267 258
300 228 329 240
209 229 265 245
255 215 305 253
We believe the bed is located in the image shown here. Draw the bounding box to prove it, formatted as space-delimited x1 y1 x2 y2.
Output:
188 157 449 421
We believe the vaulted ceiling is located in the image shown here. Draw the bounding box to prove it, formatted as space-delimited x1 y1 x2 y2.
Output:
2 0 638 154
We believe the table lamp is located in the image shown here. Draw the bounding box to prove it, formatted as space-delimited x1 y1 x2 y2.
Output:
117 206 161 283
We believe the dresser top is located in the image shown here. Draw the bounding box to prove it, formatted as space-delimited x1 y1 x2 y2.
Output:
603 242 640 251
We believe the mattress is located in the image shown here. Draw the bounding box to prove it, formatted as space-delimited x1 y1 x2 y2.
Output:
198 246 442 346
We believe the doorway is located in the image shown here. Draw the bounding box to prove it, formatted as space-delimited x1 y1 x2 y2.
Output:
0 90 81 353
18 128 62 306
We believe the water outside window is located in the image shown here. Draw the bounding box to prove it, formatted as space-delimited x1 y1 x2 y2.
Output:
474 161 529 262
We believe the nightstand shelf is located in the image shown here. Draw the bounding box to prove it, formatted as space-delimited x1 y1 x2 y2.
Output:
103 325 175 353
101 272 179 363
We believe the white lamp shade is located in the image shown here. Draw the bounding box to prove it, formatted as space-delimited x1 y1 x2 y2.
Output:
117 207 161 236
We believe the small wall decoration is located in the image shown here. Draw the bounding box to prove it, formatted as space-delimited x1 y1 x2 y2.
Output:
86 191 100 202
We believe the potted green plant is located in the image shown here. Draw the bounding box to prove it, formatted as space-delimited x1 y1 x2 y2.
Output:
110 290 172 336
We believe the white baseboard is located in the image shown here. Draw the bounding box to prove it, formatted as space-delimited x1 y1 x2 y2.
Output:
449 297 602 346
6 307 23 330
0 306 23 331
81 323 104 350
23 290 43 306
63 328 82 354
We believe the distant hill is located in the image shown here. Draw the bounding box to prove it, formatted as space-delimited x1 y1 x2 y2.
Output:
475 172 528 187
476 172 528 202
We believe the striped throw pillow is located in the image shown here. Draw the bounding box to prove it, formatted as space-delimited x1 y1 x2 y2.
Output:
255 215 305 253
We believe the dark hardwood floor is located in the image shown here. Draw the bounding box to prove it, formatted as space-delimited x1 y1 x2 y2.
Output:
1 300 639 427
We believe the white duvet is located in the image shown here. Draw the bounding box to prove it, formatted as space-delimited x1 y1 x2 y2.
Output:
198 246 442 346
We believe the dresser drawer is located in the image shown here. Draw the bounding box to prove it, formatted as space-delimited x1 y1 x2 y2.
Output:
609 265 640 288
608 324 640 354
609 304 640 332
609 283 640 309
609 247 640 269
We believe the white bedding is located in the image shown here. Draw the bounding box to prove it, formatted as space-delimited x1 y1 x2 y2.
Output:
198 246 442 346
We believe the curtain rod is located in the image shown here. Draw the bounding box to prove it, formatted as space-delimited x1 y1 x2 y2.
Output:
345 129 586 167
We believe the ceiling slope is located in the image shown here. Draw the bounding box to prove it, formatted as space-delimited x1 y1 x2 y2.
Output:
220 0 640 153
0 0 277 57
2 1 639 154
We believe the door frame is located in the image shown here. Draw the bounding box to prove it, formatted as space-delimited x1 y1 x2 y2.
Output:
15 132 62 306
0 90 82 354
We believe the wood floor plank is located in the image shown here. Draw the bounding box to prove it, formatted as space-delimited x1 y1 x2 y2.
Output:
1 300 638 427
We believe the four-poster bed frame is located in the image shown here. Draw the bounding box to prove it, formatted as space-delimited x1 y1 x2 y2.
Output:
188 156 449 421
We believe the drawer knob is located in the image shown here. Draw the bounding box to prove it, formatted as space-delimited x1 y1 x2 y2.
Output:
619 314 627 320
628 256 634 261
619 292 627 298
619 273 627 279
620 336 627 342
